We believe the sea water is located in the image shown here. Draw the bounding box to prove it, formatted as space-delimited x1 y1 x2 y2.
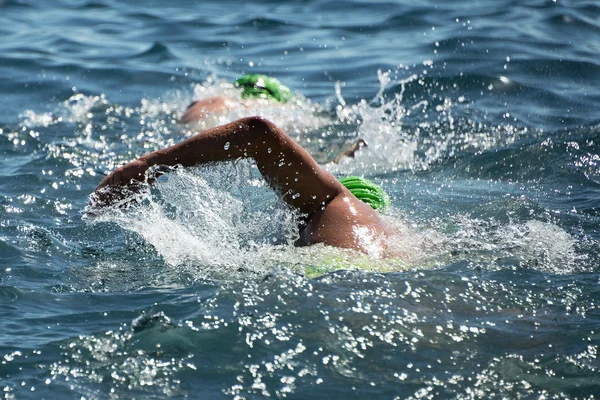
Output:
2 0 600 398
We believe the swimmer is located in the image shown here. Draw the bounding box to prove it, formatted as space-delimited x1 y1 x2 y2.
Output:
179 74 368 161
94 116 393 255
179 74 292 124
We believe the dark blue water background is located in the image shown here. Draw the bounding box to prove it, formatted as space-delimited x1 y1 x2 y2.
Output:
2 0 600 398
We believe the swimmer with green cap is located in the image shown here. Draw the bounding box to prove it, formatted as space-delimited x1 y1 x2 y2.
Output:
179 74 292 124
235 74 293 103
179 74 368 163
94 116 396 256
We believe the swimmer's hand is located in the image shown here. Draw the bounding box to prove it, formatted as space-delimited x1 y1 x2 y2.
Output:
333 138 367 164
91 159 151 209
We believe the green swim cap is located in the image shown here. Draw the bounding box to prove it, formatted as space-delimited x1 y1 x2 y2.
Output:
235 74 292 103
339 176 390 210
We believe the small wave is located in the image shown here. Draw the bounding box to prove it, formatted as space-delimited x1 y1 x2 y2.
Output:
545 11 600 34
131 42 177 63
237 16 300 30
73 1 109 10
49 311 197 398
0 0 31 8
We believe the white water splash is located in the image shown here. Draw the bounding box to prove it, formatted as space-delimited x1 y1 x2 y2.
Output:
498 220 581 274
18 110 58 128
328 70 420 176
18 93 110 128
444 215 583 274
62 93 110 123
91 162 302 279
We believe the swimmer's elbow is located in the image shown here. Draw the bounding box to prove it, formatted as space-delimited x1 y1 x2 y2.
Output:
241 115 277 131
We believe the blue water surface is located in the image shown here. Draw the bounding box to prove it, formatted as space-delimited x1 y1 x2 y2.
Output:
2 0 600 398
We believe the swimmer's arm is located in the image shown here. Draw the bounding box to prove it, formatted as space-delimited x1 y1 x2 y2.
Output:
332 138 367 163
95 116 345 215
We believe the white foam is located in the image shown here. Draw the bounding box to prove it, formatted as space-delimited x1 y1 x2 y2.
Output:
18 93 109 128
62 93 110 123
497 220 581 274
441 215 583 274
18 110 57 128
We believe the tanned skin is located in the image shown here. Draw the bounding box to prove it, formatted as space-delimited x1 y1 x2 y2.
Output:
95 116 390 254
179 97 232 124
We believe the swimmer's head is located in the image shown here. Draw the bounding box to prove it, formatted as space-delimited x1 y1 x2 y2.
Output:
235 74 292 103
339 176 390 210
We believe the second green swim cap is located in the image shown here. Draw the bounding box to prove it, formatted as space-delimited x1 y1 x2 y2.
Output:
339 176 390 210
235 74 292 103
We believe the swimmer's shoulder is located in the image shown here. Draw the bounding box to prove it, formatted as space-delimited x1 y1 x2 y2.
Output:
300 192 389 255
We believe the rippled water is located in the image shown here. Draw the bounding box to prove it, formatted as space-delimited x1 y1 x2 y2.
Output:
2 0 600 398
